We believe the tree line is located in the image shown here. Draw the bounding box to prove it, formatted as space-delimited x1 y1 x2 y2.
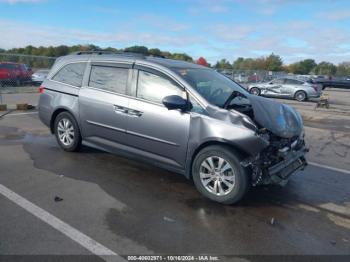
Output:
0 44 349 76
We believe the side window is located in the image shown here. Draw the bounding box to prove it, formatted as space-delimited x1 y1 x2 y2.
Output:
52 62 86 87
137 70 184 104
89 66 128 94
190 96 207 115
272 78 284 84
285 79 302 85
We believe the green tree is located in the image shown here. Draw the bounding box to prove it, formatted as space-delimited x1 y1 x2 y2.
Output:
287 59 317 74
124 45 148 54
148 48 162 56
265 53 283 71
336 62 350 76
313 61 337 75
170 53 193 62
214 59 232 70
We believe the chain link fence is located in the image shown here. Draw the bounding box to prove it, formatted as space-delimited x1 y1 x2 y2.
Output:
0 53 55 88
217 69 290 85
0 53 56 109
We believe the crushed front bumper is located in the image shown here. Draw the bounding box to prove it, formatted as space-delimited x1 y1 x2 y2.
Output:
267 147 308 185
241 143 309 186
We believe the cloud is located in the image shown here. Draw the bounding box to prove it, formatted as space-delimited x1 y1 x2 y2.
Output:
318 10 350 21
208 24 255 41
0 19 203 50
0 0 44 3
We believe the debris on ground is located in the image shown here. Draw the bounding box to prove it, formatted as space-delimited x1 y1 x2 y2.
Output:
342 238 348 243
330 240 336 245
270 217 275 225
54 196 63 202
163 216 175 223
315 94 330 109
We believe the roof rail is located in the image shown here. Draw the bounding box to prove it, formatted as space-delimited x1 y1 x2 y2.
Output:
70 50 146 58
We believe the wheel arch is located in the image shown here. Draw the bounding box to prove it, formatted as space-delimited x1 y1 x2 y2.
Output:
294 89 308 99
185 139 250 180
50 107 79 134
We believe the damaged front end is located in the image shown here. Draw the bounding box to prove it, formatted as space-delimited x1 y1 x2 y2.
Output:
241 129 308 186
223 93 309 186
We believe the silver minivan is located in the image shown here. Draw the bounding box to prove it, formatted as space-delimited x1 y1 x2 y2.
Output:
38 51 308 204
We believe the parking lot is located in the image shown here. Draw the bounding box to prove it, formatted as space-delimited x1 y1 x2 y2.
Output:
0 87 350 261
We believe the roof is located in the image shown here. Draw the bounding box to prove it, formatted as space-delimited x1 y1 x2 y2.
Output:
60 51 206 70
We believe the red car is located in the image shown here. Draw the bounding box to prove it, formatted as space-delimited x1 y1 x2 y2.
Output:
0 62 33 86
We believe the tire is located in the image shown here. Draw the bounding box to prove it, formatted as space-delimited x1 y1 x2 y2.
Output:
249 87 261 96
54 112 82 152
15 78 21 87
192 145 250 204
294 90 307 102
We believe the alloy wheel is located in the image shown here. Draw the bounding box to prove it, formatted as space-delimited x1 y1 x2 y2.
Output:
199 156 235 196
57 118 75 146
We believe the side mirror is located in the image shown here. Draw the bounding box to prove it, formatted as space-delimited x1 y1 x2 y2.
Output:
162 95 190 111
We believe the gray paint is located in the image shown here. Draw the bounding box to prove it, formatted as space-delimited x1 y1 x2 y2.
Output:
38 52 307 186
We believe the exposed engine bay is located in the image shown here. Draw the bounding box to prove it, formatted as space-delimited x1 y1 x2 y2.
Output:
223 92 309 186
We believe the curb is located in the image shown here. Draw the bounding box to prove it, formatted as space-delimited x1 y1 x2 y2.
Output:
0 104 35 111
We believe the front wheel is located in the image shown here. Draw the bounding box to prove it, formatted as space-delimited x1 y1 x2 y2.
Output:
295 90 307 102
192 145 249 204
54 112 82 152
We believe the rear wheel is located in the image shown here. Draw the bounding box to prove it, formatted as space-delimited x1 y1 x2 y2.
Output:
54 112 82 152
192 145 249 204
249 87 261 96
295 90 307 102
15 78 21 87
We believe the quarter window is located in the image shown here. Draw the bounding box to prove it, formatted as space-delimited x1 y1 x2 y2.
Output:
137 70 184 104
285 79 302 85
52 63 86 87
271 78 285 84
89 66 128 94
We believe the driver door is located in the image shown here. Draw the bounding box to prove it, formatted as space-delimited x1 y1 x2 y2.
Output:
126 67 191 169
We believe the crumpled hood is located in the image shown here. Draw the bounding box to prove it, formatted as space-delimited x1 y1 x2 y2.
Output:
247 94 303 138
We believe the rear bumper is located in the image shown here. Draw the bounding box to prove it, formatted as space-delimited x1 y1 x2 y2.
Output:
308 93 321 98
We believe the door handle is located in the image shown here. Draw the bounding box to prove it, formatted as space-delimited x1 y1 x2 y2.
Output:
114 105 128 114
128 109 143 117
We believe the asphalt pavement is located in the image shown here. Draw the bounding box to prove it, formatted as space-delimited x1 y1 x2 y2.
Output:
0 111 349 262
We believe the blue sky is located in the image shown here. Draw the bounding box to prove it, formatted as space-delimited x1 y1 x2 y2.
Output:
1 0 350 64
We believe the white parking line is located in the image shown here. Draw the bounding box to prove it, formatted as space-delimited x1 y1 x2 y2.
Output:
0 184 125 262
309 161 350 175
5 111 38 116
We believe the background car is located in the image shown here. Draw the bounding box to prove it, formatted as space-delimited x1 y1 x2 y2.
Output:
0 62 33 86
247 77 322 101
31 69 49 85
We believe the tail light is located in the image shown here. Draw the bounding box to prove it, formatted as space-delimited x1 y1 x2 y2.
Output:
39 86 44 93
312 85 318 92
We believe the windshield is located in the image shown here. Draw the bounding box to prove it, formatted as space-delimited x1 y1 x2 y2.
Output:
174 68 249 107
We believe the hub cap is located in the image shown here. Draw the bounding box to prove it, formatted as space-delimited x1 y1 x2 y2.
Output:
57 118 75 146
296 92 305 101
199 156 235 196
251 88 259 95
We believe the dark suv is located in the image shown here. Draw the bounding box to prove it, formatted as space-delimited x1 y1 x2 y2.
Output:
38 51 308 204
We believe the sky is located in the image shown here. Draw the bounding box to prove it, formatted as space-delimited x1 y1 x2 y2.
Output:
1 0 350 64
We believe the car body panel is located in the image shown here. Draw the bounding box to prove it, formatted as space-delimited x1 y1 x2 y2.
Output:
38 53 308 186
248 78 322 99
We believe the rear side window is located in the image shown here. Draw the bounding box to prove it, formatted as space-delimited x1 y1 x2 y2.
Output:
137 70 184 104
89 66 128 95
52 62 86 87
285 79 302 85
